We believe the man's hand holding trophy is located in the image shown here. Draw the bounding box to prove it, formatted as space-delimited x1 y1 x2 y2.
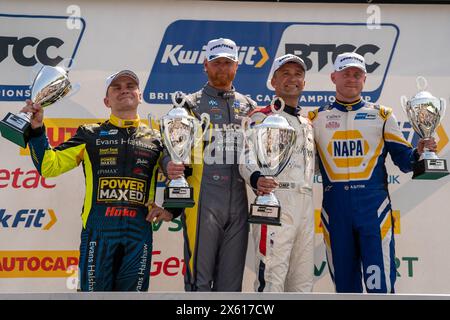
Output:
160 91 210 208
242 97 297 226
0 64 76 148
401 76 449 180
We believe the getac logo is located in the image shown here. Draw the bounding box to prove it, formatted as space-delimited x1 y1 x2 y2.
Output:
0 36 65 66
0 14 85 101
160 44 268 67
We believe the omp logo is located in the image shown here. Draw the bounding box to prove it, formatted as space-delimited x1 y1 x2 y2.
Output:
399 122 449 154
315 209 401 234
97 177 146 205
146 20 398 106
161 44 268 67
0 250 78 278
0 13 85 101
0 208 57 230
19 118 102 156
328 131 369 167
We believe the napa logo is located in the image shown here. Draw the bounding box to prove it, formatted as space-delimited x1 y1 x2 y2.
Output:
329 131 369 167
145 20 398 106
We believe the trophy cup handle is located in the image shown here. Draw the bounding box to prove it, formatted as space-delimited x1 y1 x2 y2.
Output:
416 76 428 92
63 83 80 100
240 116 252 146
440 98 446 120
400 95 409 114
171 91 187 108
270 96 285 114
58 57 76 71
193 113 210 147
147 112 156 130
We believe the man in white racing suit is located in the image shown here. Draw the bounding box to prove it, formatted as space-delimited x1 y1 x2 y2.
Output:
240 54 315 292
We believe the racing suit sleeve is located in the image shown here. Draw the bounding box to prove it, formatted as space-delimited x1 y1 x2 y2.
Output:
383 108 419 173
28 125 87 178
239 112 266 190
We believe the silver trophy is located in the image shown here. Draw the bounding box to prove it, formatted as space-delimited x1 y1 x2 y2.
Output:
160 92 210 208
242 97 297 225
401 77 448 179
0 65 75 148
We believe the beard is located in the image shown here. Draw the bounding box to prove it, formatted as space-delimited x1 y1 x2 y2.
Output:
208 71 235 88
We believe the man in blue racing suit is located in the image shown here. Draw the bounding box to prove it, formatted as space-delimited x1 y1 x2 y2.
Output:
308 52 437 293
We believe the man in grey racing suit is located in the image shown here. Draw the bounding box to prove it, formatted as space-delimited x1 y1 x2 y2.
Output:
163 38 256 291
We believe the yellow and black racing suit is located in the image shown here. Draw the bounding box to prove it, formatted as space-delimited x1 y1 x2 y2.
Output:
28 114 180 291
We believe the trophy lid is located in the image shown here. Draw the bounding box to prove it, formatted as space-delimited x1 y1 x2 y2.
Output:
254 114 294 131
409 91 440 108
164 106 195 121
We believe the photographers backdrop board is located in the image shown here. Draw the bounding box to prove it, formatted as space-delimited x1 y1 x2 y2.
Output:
1 0 449 293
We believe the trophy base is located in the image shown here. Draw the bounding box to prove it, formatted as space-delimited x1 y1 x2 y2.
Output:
0 113 31 148
162 187 194 208
412 158 449 180
248 204 281 226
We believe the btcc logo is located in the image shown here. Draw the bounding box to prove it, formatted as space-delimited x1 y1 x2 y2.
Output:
285 43 380 72
160 44 268 67
0 36 64 66
97 177 146 205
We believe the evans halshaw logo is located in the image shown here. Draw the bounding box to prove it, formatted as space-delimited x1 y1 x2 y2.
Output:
0 13 85 101
145 20 399 107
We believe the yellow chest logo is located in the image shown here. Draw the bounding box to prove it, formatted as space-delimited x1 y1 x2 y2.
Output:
327 131 370 167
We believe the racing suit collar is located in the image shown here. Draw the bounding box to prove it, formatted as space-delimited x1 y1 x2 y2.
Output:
269 100 301 117
282 104 301 117
332 98 365 112
203 82 236 99
109 114 140 128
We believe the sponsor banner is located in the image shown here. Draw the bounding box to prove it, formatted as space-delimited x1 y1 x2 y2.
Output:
97 177 147 205
0 208 57 230
150 250 186 277
0 249 186 279
0 250 78 278
145 20 398 106
0 13 85 101
0 168 55 189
